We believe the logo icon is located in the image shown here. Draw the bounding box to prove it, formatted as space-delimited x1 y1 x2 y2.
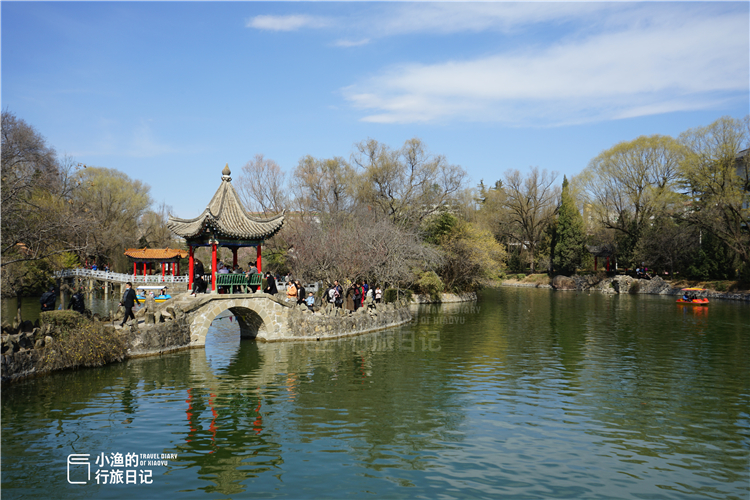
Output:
67 454 90 484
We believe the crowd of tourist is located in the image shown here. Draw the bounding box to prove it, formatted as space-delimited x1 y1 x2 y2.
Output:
83 261 109 272
187 261 386 314
282 277 383 314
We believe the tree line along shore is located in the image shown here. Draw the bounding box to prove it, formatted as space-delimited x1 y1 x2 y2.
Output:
2 111 748 308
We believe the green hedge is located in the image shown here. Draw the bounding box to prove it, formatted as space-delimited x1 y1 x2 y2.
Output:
40 310 86 337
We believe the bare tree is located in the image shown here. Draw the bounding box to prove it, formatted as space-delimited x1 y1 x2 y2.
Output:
139 201 177 249
237 154 288 214
678 116 750 268
1 111 91 269
285 209 439 288
352 138 467 227
576 135 686 265
291 155 355 214
500 167 560 273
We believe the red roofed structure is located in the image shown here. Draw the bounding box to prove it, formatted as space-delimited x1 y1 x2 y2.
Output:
124 247 189 279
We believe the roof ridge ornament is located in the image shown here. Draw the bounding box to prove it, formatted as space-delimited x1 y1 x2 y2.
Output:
221 163 231 182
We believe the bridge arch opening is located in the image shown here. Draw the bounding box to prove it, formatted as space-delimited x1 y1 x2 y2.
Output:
225 306 267 340
189 296 289 346
204 308 268 374
205 306 267 341
191 299 274 347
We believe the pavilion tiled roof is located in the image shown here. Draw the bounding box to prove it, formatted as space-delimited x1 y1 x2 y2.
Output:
123 248 189 260
167 165 285 241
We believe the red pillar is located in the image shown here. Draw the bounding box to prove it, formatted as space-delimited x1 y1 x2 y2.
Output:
606 256 610 272
256 244 262 273
162 262 166 277
134 261 137 277
189 246 194 290
172 261 176 277
232 248 238 269
143 262 147 278
211 243 217 292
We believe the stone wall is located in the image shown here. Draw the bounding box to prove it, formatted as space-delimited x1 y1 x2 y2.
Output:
121 314 192 358
2 333 48 383
282 299 413 342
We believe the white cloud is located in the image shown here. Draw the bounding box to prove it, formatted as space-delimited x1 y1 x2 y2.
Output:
374 2 609 36
244 4 610 40
246 14 331 32
343 10 749 126
333 38 371 48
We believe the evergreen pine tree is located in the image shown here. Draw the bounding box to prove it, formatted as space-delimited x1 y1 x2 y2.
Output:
553 176 588 275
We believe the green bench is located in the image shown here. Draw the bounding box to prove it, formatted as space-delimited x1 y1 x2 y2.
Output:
214 273 262 294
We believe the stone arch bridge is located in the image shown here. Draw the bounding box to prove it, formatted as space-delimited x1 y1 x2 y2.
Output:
143 292 412 347
169 293 294 346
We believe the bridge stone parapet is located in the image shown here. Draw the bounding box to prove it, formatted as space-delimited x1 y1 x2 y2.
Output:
283 300 413 342
172 293 413 346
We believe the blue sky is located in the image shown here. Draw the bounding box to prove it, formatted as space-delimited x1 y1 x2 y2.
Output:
2 2 748 217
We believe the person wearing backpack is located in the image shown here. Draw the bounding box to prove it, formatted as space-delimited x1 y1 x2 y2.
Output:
333 280 344 308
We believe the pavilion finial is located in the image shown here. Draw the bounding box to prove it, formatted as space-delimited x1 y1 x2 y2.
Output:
221 163 231 182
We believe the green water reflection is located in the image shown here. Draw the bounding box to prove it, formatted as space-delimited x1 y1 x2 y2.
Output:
1 288 748 499
2 293 130 323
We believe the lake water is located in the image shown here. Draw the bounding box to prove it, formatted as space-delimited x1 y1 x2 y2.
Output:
1 287 748 499
2 292 154 323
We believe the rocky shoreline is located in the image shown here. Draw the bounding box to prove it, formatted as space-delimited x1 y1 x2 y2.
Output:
1 303 193 383
503 275 750 302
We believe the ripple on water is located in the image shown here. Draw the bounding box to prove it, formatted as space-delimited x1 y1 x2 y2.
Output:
2 289 749 499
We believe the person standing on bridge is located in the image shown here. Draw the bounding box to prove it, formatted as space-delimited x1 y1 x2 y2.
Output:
119 282 140 327
295 280 306 306
246 262 259 293
263 272 278 295
286 280 297 303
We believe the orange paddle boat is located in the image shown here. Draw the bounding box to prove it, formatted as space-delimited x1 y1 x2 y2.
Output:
677 288 709 306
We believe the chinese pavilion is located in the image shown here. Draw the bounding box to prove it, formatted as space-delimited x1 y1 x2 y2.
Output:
124 247 189 278
167 164 285 292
